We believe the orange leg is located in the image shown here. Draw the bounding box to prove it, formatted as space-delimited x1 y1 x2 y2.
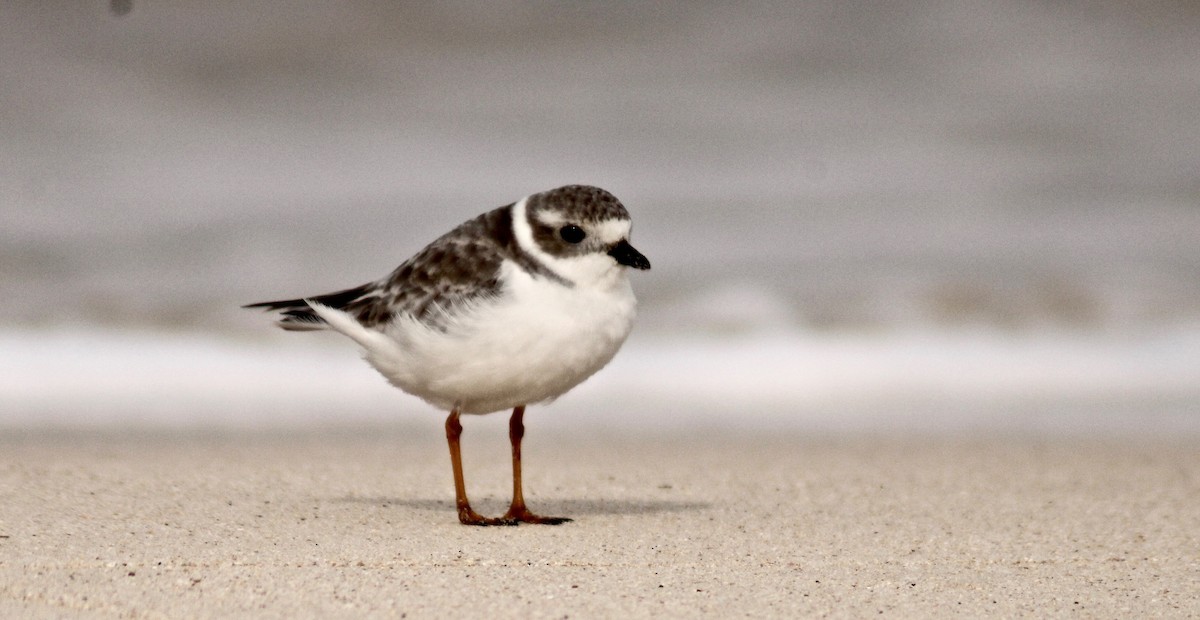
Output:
502 406 571 525
445 409 512 526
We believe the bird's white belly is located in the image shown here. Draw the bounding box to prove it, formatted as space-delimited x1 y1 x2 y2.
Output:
365 267 637 414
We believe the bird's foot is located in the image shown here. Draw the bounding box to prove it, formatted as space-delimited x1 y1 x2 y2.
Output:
502 506 572 525
457 507 518 526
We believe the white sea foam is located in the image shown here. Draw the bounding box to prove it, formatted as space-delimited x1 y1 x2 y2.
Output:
3 326 1197 435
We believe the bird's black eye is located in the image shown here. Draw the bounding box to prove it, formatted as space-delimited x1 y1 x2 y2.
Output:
559 224 586 244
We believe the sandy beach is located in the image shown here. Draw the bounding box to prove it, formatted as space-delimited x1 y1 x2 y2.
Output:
1 425 1196 618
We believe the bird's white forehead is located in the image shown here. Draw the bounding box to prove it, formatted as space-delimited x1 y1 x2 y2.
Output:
532 210 631 244
592 218 632 244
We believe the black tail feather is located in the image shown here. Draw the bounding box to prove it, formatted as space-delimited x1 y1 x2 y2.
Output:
243 283 374 329
242 297 308 311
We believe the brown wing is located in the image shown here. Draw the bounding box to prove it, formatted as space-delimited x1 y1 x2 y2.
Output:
244 206 521 330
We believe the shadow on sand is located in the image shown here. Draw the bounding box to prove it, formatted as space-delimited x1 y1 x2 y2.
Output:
332 495 711 516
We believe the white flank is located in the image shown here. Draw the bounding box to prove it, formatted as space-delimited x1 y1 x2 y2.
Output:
368 260 637 414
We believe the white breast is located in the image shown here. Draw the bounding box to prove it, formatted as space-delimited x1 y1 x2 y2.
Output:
360 260 638 414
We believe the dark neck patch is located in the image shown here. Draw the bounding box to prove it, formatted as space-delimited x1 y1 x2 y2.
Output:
489 205 572 287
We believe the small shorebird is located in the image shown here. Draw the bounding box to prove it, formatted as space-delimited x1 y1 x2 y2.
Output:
245 185 650 525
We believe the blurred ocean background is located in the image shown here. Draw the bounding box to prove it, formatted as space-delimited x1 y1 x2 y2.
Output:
3 1 1198 434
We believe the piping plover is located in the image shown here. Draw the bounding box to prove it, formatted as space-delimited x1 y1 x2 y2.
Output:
245 185 650 525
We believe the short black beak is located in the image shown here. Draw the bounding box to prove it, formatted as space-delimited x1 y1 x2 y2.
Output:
608 239 651 270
